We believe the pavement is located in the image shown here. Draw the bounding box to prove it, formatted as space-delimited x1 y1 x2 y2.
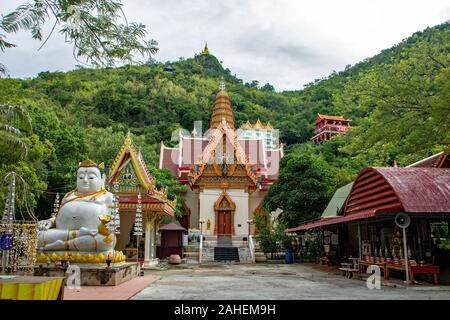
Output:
131 263 450 300
63 275 159 300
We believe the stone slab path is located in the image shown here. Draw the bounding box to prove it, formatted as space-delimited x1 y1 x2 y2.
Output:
63 275 159 300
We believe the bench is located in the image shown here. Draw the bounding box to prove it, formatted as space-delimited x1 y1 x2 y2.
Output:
339 264 359 279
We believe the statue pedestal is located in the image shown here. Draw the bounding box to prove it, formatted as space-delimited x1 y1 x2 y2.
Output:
34 262 140 286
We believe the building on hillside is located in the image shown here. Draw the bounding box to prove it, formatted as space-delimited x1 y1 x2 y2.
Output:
159 85 283 257
239 119 279 150
310 113 352 144
286 149 450 284
108 132 176 265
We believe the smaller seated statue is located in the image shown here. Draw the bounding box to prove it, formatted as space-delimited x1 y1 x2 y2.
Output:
37 160 116 256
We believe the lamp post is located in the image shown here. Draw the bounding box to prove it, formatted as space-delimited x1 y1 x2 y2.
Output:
199 219 205 237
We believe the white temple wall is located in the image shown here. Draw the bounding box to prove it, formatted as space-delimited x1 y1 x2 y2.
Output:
199 189 249 236
249 189 266 235
184 188 200 229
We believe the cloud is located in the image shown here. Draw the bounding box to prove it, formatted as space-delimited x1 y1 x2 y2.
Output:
0 0 448 90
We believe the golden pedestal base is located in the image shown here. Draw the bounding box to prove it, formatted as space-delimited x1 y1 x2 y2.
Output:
36 251 125 264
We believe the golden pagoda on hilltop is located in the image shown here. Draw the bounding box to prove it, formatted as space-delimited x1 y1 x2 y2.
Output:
201 42 209 55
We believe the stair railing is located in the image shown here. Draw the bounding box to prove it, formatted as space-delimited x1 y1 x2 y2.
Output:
199 233 203 264
248 235 256 263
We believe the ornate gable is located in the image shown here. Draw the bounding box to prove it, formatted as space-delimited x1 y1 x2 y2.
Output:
108 132 176 213
187 122 261 187
109 132 155 191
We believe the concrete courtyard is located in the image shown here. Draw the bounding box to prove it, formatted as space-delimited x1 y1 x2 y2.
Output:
132 263 450 300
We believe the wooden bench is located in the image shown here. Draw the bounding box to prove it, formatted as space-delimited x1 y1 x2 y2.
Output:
339 263 359 279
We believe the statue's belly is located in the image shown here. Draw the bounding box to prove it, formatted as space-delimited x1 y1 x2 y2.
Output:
55 201 106 230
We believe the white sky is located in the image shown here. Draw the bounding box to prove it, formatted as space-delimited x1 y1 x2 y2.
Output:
1 0 449 91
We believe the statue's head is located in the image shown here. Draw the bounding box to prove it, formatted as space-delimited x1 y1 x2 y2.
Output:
77 160 105 194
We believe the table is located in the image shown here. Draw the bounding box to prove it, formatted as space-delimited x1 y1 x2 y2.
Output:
0 276 64 300
385 264 440 285
358 261 388 280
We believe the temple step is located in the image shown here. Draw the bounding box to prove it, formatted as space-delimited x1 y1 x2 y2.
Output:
214 247 240 262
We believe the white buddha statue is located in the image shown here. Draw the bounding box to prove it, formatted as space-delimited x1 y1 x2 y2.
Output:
37 160 116 255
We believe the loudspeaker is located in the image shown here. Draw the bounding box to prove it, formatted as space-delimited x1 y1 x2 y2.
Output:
395 213 410 229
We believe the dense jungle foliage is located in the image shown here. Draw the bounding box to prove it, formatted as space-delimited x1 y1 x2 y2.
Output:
0 22 448 226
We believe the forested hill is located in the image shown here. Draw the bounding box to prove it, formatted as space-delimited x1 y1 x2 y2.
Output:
0 22 448 223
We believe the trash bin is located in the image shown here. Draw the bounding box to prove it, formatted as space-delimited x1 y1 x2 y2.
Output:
285 251 294 264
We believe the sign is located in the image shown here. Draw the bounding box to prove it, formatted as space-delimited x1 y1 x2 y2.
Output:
0 234 13 250
331 234 339 245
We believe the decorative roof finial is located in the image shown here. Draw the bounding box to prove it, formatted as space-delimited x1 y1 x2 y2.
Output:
219 77 226 91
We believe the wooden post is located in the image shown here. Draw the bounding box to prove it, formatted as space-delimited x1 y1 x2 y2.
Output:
358 223 362 260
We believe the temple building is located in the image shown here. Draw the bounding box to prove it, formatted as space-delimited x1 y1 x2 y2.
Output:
310 113 352 144
108 133 176 265
159 86 283 252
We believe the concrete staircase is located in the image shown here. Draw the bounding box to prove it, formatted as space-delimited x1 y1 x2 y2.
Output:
203 235 249 248
198 235 254 263
183 245 200 264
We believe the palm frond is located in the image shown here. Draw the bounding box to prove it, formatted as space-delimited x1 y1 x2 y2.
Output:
0 123 24 136
0 131 28 159
0 104 33 134
0 33 16 52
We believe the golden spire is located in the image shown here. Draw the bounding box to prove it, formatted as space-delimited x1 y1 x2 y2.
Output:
202 42 209 55
210 80 235 129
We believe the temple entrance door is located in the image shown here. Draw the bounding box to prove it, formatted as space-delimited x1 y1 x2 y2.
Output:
217 210 232 235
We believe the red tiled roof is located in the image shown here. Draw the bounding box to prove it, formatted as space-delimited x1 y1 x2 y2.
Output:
316 113 351 124
158 223 187 231
159 133 283 184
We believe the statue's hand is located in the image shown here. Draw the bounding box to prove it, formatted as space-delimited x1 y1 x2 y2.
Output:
38 218 54 231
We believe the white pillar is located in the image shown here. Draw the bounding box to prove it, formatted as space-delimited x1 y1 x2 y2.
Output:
151 219 157 259
144 215 159 268
144 216 152 263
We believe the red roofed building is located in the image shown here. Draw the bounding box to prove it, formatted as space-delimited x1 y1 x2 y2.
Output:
159 86 283 252
310 113 352 144
285 150 450 281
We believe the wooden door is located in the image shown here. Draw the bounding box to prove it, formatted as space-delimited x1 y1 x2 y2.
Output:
218 210 232 235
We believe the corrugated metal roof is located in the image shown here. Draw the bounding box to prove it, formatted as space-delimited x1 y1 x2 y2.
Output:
285 167 450 233
374 167 450 213
406 152 442 168
321 182 353 218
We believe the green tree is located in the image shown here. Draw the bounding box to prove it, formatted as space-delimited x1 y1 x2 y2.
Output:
264 144 335 227
0 0 158 71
